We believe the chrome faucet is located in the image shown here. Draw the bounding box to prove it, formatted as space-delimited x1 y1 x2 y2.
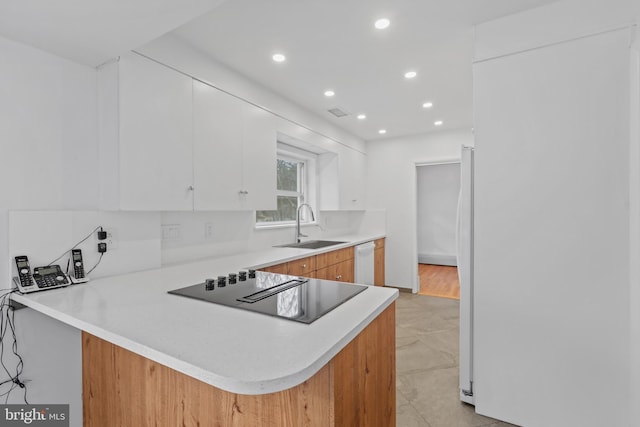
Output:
296 203 316 243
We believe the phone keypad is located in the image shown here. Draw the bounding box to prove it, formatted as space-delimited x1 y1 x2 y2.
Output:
34 274 68 288
74 262 85 279
18 274 34 287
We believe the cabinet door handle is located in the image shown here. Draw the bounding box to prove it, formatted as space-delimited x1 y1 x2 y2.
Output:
302 264 307 268
336 275 342 279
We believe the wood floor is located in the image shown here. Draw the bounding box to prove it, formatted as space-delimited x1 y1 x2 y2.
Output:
418 264 460 300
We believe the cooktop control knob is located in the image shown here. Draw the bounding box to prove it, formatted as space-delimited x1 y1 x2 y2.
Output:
228 273 237 284
205 278 215 291
248 269 256 279
217 276 226 287
238 271 247 281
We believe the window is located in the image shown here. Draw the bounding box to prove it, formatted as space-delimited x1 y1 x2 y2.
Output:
256 145 316 226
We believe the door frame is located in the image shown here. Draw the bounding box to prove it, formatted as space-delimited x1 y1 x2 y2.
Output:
411 156 461 293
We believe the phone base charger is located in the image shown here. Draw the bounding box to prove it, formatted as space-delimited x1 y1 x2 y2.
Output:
70 277 89 284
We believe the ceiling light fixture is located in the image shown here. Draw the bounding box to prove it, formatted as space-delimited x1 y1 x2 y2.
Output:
324 90 335 97
434 120 443 126
272 53 286 62
378 129 387 134
422 102 433 109
357 114 366 120
374 18 390 30
404 71 417 79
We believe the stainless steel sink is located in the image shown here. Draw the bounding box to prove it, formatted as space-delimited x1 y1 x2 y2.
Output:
276 240 347 250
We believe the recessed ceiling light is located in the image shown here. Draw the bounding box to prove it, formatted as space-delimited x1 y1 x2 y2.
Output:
378 129 387 134
422 102 433 109
434 120 443 126
374 18 390 30
404 71 417 79
357 114 366 120
324 90 335 97
272 53 286 62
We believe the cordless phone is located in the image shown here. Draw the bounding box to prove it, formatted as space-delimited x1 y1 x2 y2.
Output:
71 249 89 283
15 256 34 289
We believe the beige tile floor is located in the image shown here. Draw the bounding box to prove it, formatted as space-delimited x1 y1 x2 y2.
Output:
395 292 518 427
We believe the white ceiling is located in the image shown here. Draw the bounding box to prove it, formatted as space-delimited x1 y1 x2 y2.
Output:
0 0 557 141
171 0 559 141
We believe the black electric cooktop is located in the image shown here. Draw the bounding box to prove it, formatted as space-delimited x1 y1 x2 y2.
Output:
168 271 367 324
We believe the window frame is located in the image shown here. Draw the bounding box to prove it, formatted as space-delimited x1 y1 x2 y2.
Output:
255 144 317 228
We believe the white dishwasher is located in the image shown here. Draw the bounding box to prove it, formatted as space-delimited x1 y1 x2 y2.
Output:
354 241 376 285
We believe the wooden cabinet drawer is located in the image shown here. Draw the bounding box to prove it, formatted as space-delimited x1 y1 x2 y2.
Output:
316 247 354 270
316 259 354 283
260 263 288 274
287 256 317 276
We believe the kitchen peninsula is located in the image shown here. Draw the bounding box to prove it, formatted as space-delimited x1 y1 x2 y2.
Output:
11 236 397 426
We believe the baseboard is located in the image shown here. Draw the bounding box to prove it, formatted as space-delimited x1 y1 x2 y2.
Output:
418 254 457 266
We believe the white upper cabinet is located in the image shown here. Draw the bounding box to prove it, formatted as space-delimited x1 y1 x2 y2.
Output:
118 52 194 210
193 80 276 211
99 52 194 211
241 102 277 210
338 146 366 210
99 54 277 212
193 80 243 210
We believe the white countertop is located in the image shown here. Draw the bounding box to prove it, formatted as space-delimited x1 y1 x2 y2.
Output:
11 233 397 395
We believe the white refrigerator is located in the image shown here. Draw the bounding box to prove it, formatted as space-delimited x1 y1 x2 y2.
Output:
457 145 474 404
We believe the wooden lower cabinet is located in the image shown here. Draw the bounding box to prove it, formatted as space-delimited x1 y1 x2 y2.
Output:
259 241 385 286
82 303 396 427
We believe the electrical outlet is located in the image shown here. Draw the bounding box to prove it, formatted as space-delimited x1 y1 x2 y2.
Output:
102 228 118 250
204 222 214 240
162 224 181 241
107 228 118 250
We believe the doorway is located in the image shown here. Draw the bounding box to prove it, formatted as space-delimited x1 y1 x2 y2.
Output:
416 161 461 299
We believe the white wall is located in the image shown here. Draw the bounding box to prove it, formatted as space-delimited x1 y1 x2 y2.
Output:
365 129 473 290
0 34 99 284
473 22 632 427
416 163 460 266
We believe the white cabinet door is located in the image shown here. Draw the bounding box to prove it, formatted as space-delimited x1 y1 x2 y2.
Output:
338 147 366 209
193 80 244 210
118 53 194 210
241 103 277 210
473 29 630 425
193 81 277 211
